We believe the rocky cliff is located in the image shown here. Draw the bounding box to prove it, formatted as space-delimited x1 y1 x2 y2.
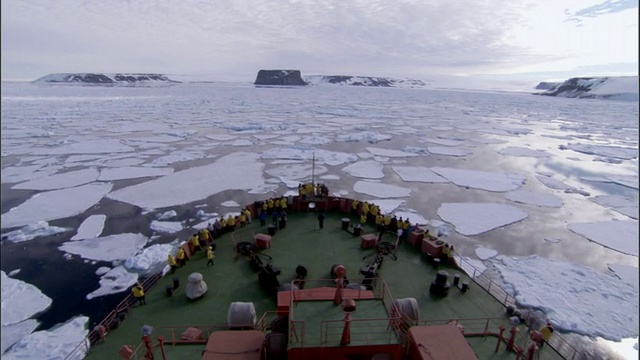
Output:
253 70 307 86
33 73 180 84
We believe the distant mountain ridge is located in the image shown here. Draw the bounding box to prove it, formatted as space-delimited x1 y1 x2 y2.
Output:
33 73 180 84
535 76 638 101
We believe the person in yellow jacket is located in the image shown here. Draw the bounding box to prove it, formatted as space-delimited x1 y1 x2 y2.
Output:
227 215 235 232
441 243 451 262
244 208 252 223
239 213 247 227
199 228 212 247
190 233 201 253
360 213 367 224
177 247 186 267
351 199 360 214
220 218 227 234
132 283 146 305
280 198 287 211
539 323 554 348
168 254 177 274
383 214 391 228
206 246 215 266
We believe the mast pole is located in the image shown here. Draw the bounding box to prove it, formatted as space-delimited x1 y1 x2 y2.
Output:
311 152 315 186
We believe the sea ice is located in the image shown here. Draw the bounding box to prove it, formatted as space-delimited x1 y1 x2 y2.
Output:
438 203 529 236
2 316 89 360
59 233 149 262
2 221 72 243
427 146 473 156
11 168 99 190
431 167 526 192
71 215 106 240
342 161 384 179
391 166 449 183
354 180 411 198
108 152 264 209
491 255 638 341
497 146 549 158
97 166 173 181
1 271 52 327
505 189 563 207
475 246 498 260
1 182 113 229
607 264 639 288
150 220 183 234
568 220 639 256
86 266 138 300
1 319 39 354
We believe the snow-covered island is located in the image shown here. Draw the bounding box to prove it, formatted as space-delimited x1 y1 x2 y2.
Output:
535 76 638 101
33 73 180 84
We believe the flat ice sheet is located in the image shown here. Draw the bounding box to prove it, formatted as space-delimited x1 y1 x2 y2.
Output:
438 202 528 236
568 220 639 256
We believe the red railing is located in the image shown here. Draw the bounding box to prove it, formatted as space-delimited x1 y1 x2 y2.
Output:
64 271 164 359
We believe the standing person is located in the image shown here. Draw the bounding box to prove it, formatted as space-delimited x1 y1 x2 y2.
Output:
244 208 252 223
272 210 279 226
213 219 222 238
539 323 554 348
190 233 201 253
132 283 146 305
259 210 267 226
168 253 177 274
206 246 215 266
199 227 212 247
317 213 325 230
177 247 186 267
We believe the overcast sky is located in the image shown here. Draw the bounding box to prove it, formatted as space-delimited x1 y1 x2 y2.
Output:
1 0 638 83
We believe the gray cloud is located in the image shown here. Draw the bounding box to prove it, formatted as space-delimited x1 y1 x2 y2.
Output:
0 0 636 81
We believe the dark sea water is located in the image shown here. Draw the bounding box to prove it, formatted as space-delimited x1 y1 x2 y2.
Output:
1 81 637 356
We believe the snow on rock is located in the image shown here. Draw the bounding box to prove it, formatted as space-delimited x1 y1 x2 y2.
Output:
1 183 113 229
431 167 526 192
438 203 529 236
2 315 90 360
505 189 563 207
59 233 149 262
221 200 240 207
492 255 638 341
568 220 639 256
2 221 72 243
1 271 52 327
71 215 106 240
86 266 138 300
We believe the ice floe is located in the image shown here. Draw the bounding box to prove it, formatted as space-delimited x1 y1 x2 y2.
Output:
59 233 149 262
438 203 528 236
568 220 639 256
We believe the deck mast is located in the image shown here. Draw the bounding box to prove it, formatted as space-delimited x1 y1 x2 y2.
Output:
311 152 315 186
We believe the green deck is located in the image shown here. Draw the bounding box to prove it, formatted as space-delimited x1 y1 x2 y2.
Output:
82 208 566 360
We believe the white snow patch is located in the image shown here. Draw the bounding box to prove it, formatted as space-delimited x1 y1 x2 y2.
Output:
71 215 106 240
2 221 72 243
354 180 411 198
59 233 149 262
431 167 526 192
568 220 638 256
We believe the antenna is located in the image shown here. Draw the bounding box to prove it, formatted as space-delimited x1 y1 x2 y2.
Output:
311 152 315 186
